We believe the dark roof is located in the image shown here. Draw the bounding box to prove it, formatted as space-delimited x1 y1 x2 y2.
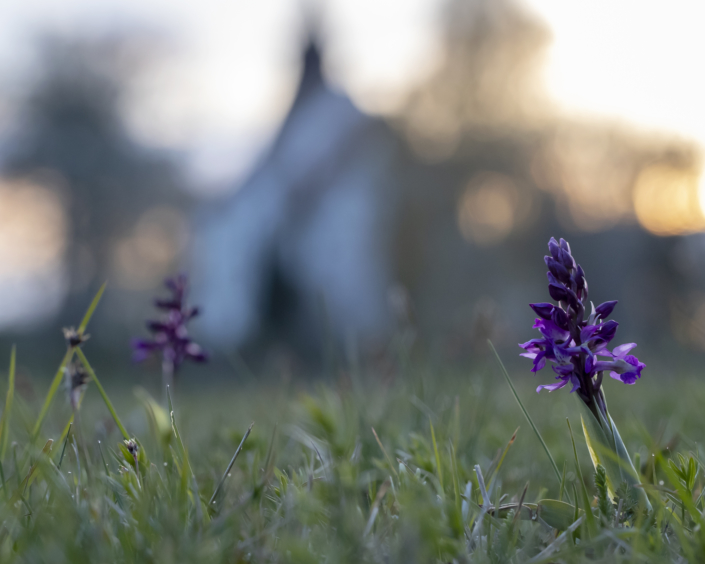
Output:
290 41 324 110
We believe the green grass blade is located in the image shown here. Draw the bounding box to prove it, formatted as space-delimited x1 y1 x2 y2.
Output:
488 341 564 488
526 513 584 562
12 440 53 503
32 348 73 441
57 417 74 458
74 348 129 440
486 427 519 489
0 460 6 501
371 427 399 479
98 440 110 475
55 387 88 455
430 419 444 491
566 418 596 535
571 484 579 523
449 441 462 517
12 444 20 489
209 422 254 506
167 385 193 479
261 423 278 485
78 281 107 334
57 424 71 470
474 464 491 507
0 346 16 461
559 461 567 502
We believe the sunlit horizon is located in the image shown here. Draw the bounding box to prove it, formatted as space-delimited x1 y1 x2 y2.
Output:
529 0 705 145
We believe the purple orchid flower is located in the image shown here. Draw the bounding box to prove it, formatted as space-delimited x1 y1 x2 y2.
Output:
519 237 645 420
132 274 207 389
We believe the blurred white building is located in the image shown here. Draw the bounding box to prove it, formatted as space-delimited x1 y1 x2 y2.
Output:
194 44 399 354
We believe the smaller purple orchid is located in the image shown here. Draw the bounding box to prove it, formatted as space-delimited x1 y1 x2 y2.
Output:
132 274 207 387
520 238 644 420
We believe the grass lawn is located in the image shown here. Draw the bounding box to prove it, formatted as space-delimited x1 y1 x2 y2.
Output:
0 340 703 563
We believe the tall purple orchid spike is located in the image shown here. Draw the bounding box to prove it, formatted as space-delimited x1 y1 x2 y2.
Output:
519 238 650 510
132 274 207 391
519 238 645 420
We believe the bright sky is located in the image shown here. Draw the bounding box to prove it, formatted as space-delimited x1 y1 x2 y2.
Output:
1 0 704 186
530 0 705 144
0 0 443 189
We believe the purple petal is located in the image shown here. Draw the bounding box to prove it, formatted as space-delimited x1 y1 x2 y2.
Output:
131 338 160 351
619 371 640 384
612 343 636 358
532 352 547 372
545 256 570 283
569 374 582 393
572 269 587 301
147 321 169 333
530 303 554 320
560 249 575 270
519 338 545 352
184 306 201 320
155 299 181 311
185 342 208 362
580 324 598 343
608 369 640 384
548 238 561 261
551 307 570 330
552 363 573 376
593 320 619 345
595 300 618 319
165 273 188 293
548 283 568 302
553 343 575 363
131 338 161 362
537 379 569 393
533 318 570 341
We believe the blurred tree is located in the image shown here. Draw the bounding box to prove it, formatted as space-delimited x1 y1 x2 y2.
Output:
3 34 188 325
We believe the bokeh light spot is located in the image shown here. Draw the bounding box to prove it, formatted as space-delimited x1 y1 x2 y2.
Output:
457 172 518 246
0 175 68 327
111 206 190 290
633 165 705 236
0 177 66 274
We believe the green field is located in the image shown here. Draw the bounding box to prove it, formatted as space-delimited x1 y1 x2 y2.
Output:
0 334 703 563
